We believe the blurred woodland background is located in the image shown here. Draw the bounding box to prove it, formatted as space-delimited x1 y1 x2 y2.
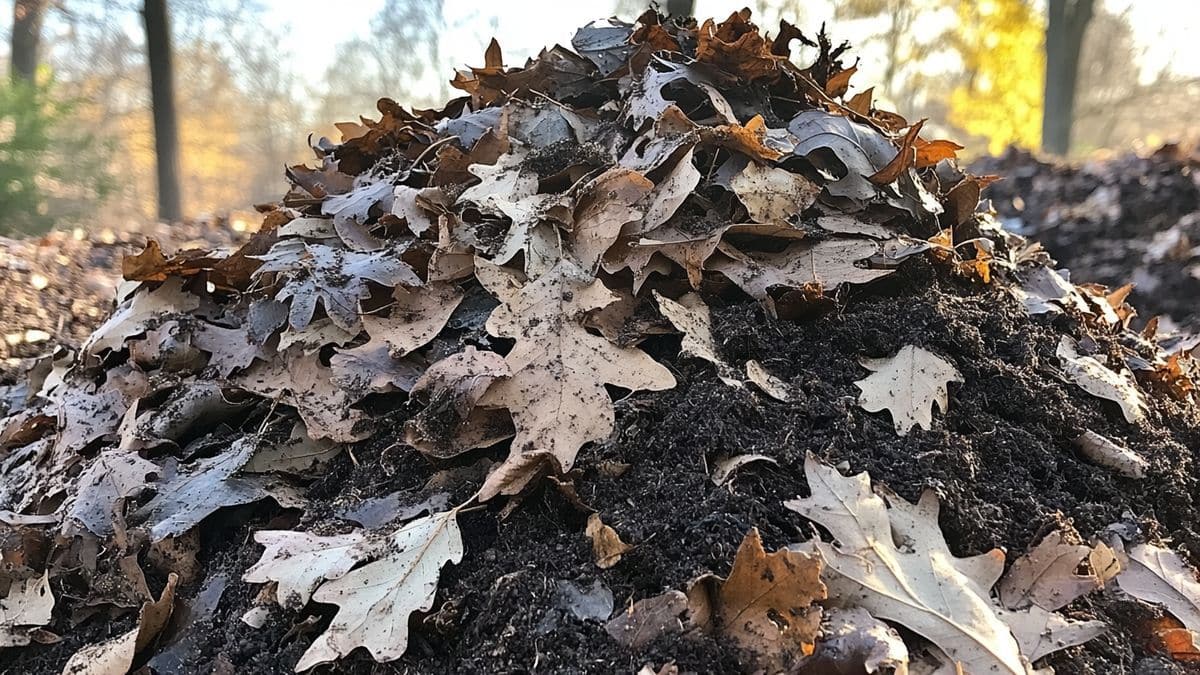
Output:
1 0 1197 235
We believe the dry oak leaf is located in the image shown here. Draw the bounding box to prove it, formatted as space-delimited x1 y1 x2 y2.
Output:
998 530 1102 612
606 590 689 650
1113 540 1200 635
710 238 893 301
786 455 1103 675
854 345 963 435
294 509 463 671
235 349 372 443
83 278 201 355
745 360 792 401
625 60 737 130
252 240 420 332
243 529 373 608
0 571 53 647
568 167 654 271
586 512 633 569
64 450 159 537
729 160 821 224
477 260 675 493
60 573 178 675
1056 337 1147 424
1073 430 1147 479
654 291 742 388
244 421 342 474
688 528 825 669
405 347 513 460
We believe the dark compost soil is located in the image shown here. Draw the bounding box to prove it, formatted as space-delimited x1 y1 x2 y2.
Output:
8 259 1200 675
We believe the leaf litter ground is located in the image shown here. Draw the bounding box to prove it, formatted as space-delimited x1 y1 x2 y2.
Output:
4 9 1200 675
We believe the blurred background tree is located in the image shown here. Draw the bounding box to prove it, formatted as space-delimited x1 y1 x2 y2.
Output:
0 0 1196 234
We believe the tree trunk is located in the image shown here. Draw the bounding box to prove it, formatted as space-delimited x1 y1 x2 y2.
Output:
665 0 694 17
10 0 49 83
1042 0 1093 156
142 0 183 222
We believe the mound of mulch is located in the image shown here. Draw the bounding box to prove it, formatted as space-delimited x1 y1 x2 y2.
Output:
973 146 1200 334
3 11 1200 675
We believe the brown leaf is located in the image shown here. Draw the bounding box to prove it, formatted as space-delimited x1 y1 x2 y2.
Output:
915 138 964 168
585 513 632 569
606 590 689 650
61 573 178 675
688 529 825 668
998 529 1103 611
868 120 924 185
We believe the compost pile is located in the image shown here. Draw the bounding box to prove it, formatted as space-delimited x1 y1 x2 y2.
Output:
973 145 1200 334
3 10 1200 675
0 218 246 390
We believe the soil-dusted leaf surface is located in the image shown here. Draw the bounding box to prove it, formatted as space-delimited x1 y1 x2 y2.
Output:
3 9 1200 675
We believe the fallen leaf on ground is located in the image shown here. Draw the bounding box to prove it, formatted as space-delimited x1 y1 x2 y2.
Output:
796 606 909 674
688 528 825 669
745 360 792 401
654 292 742 388
729 160 820 224
0 572 53 647
1113 539 1200 635
243 529 373 608
710 454 778 486
787 454 1103 674
1057 337 1147 424
60 573 178 675
998 529 1103 611
294 510 463 671
586 513 633 569
1074 431 1147 478
606 590 689 650
710 238 893 301
854 345 963 435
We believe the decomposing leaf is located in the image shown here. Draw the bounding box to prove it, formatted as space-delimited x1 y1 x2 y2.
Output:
405 347 512 460
729 160 820 224
244 422 342 474
569 167 654 271
710 454 778 486
654 292 741 388
360 282 463 357
745 360 792 401
1074 431 1147 478
1057 337 1147 424
854 345 963 435
295 510 463 671
787 455 1104 674
84 278 200 355
1113 540 1200 635
998 530 1102 611
711 238 893 301
61 573 178 675
478 261 674 495
797 607 909 674
606 590 689 650
64 450 159 536
688 528 825 668
586 513 632 569
0 572 53 647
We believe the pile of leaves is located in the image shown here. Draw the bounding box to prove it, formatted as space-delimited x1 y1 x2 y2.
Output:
2 10 1200 674
973 145 1200 334
0 218 247 391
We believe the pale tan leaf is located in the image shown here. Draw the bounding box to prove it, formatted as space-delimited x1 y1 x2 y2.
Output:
634 147 701 235
0 572 54 647
294 510 463 671
710 238 893 300
569 167 654 270
654 292 742 388
361 283 463 357
1056 337 1147 423
236 349 372 443
243 529 373 608
64 450 159 536
1073 431 1147 478
710 454 778 486
83 278 201 355
787 455 1101 675
854 345 962 435
729 161 820 223
745 360 792 401
1114 540 1200 633
60 573 178 675
998 530 1101 611
244 422 342 474
405 347 513 460
586 513 633 569
478 260 674 492
799 607 909 675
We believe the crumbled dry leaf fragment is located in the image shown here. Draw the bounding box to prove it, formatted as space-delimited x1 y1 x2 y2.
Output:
1057 337 1147 424
688 528 825 669
745 360 792 401
0 571 54 647
606 590 689 650
710 454 778 486
586 513 633 569
294 510 463 671
787 454 1103 674
854 345 963 435
797 607 909 674
998 530 1103 611
61 573 178 675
